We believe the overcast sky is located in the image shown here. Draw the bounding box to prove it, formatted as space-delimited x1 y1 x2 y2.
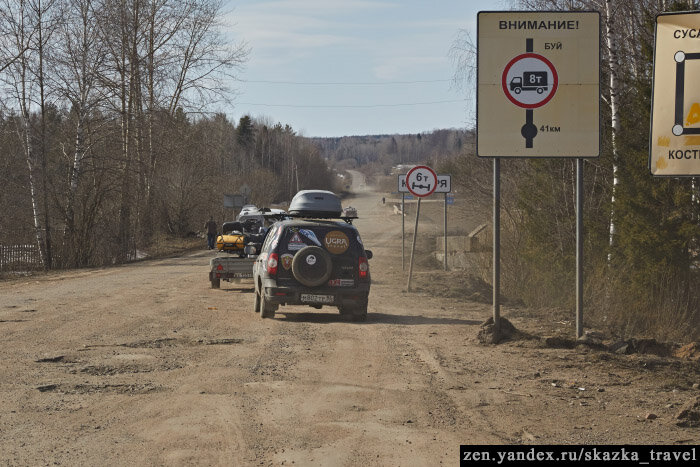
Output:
223 0 508 137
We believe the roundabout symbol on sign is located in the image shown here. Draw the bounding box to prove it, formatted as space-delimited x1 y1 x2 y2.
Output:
502 53 558 109
406 165 438 198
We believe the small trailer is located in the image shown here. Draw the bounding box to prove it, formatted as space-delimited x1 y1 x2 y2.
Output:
209 256 255 288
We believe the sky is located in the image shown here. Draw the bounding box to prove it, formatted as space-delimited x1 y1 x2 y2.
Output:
223 0 508 137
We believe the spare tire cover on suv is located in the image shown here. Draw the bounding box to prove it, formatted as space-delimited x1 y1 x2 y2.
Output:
291 246 332 287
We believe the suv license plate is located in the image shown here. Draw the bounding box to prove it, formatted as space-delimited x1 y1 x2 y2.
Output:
301 294 334 304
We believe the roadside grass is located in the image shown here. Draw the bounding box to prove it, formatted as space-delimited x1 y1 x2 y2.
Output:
375 174 700 344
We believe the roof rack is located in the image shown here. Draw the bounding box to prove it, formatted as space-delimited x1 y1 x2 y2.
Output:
265 211 357 224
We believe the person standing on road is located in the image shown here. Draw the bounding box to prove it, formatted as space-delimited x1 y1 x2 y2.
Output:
205 216 217 250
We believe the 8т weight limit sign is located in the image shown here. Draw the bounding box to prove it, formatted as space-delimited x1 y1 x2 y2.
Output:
477 11 600 158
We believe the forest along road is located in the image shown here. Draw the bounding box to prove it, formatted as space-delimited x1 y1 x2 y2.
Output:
2 179 700 465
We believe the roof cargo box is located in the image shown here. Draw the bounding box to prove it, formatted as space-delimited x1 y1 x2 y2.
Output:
288 190 342 217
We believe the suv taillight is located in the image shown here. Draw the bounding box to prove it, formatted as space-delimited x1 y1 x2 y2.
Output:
359 256 369 280
267 253 279 276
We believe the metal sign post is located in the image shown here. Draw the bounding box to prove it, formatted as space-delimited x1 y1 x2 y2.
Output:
576 158 584 338
398 172 451 273
493 158 501 332
404 165 438 292
402 193 405 270
478 11 600 339
444 192 448 271
407 198 421 292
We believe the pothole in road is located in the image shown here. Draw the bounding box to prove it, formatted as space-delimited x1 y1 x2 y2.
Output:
36 355 69 363
77 361 184 376
120 338 179 348
36 352 183 376
117 337 245 348
198 338 245 345
36 383 163 394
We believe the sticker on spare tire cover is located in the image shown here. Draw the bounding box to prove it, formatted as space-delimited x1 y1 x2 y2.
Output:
324 230 350 254
288 232 305 251
280 253 293 270
299 229 321 246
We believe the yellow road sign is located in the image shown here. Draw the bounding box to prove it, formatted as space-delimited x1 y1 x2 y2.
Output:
477 11 600 158
650 12 700 176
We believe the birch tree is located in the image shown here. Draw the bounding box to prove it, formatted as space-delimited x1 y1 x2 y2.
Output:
51 0 109 266
0 0 62 269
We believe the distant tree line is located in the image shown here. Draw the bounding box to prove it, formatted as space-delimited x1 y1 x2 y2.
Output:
312 129 468 175
448 0 700 340
0 0 335 270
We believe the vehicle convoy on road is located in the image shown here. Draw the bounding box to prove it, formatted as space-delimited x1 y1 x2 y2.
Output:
252 190 373 321
216 221 251 255
4 175 700 465
209 208 282 288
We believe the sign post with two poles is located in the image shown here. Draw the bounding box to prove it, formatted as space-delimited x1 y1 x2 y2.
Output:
397 166 452 291
398 170 452 273
477 11 600 339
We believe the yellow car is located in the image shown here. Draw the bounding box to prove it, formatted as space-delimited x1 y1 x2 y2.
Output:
216 222 247 255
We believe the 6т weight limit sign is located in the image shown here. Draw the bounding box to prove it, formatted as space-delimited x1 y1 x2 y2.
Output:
477 11 600 158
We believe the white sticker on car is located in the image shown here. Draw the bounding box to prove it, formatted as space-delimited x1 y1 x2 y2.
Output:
328 279 355 287
306 254 317 266
288 232 305 251
299 229 322 246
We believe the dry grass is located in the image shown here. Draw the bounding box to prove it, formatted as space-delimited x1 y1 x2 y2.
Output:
144 235 204 259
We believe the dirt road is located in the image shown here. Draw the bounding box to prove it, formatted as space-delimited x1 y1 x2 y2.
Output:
1 176 699 465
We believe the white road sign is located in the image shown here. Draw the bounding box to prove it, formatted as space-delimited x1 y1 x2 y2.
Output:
649 11 700 176
477 11 600 158
398 174 451 193
405 166 438 197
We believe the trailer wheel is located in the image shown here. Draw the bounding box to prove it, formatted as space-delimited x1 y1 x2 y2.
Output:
537 87 544 94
